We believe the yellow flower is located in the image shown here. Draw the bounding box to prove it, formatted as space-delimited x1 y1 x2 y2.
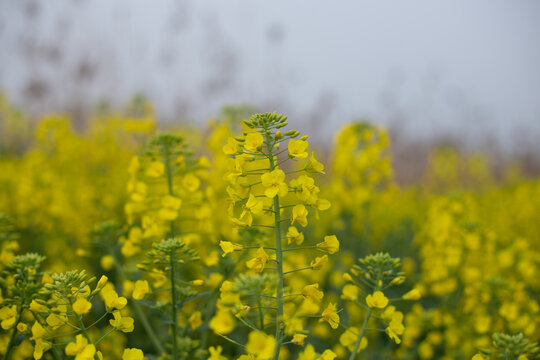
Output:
226 157 246 185
302 283 324 302
286 226 304 245
240 194 264 226
0 305 17 330
132 280 150 300
244 132 264 153
109 310 134 332
310 255 328 270
96 275 108 289
339 327 368 352
122 348 144 360
34 338 52 360
316 198 331 211
321 303 340 329
65 334 96 360
298 298 320 316
73 297 92 315
223 137 240 155
291 334 308 346
341 284 359 301
472 354 487 360
230 216 249 229
100 284 128 311
100 255 115 271
288 139 309 159
31 321 47 340
183 173 200 192
318 350 337 360
46 313 66 329
29 300 48 313
305 152 325 174
130 181 147 202
385 311 404 344
291 204 309 227
474 315 491 334
261 169 288 198
189 311 202 330
389 276 406 286
145 161 164 178
402 288 422 300
298 344 317 360
208 346 227 360
122 241 140 257
366 291 389 309
158 195 182 220
316 235 339 254
219 241 243 257
16 322 27 332
245 330 276 360
122 281 135 297
209 310 235 334
246 248 269 273
237 356 256 360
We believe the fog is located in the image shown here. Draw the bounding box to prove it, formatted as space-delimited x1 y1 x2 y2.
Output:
1 0 539 151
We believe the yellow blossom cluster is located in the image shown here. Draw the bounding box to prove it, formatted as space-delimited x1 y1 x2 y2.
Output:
0 98 538 360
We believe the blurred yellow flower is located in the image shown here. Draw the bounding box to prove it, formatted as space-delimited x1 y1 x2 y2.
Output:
366 291 388 309
288 139 309 159
245 330 276 360
321 303 340 329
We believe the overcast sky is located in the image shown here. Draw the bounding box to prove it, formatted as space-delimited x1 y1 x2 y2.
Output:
1 0 539 150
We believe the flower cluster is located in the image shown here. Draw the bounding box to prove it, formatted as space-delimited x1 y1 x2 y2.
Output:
1 98 539 360
215 112 339 359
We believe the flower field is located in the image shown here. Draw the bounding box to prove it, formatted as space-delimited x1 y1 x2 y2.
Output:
0 96 539 360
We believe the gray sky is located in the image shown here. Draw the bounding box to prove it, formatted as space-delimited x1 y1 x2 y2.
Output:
1 0 539 150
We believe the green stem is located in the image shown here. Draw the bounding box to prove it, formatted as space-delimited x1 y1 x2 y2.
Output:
169 253 178 360
282 246 318 252
283 266 312 275
198 285 224 360
266 133 284 360
133 301 166 355
114 258 166 355
75 314 100 360
163 142 176 237
349 308 372 360
94 327 115 345
4 307 23 360
258 299 265 330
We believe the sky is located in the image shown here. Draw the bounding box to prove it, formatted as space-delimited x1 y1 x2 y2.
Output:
0 0 539 151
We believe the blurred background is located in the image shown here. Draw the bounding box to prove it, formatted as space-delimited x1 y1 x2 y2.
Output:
1 0 539 181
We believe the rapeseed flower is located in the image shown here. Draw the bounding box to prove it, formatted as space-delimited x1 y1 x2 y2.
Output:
366 291 388 309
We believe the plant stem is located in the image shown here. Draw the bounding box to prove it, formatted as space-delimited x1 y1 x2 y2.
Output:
4 307 23 360
133 301 166 355
163 142 176 238
169 253 178 360
114 261 166 355
198 289 219 360
75 313 100 360
349 307 372 360
266 133 284 360
258 299 265 330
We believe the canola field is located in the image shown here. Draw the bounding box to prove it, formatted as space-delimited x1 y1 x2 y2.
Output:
0 96 539 360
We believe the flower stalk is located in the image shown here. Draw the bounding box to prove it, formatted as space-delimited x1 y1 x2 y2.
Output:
265 130 285 360
4 307 23 360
